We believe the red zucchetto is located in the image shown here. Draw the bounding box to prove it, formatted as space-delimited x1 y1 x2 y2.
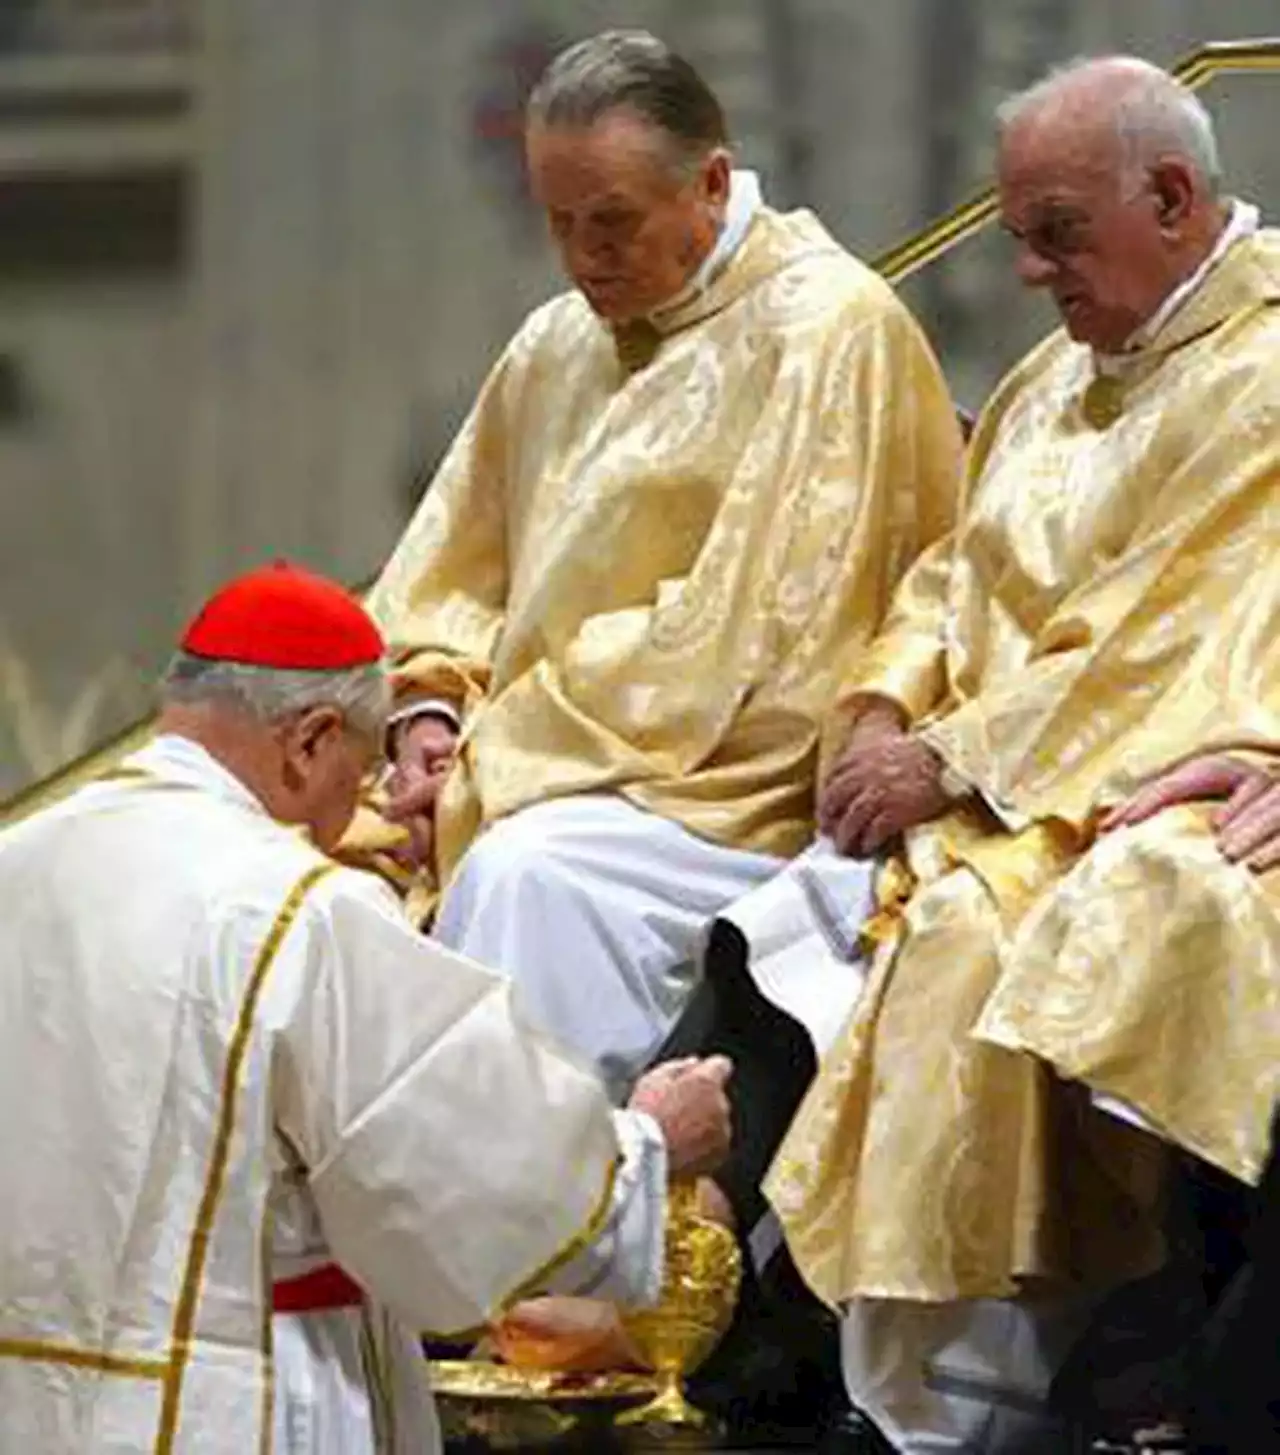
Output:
180 561 385 670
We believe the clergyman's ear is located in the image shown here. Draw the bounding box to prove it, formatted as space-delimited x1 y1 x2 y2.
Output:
1150 159 1196 230
701 148 732 206
291 705 344 760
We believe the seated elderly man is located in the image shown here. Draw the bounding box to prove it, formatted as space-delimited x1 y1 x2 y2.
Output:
624 54 1280 1453
344 28 962 1098
765 58 1280 1452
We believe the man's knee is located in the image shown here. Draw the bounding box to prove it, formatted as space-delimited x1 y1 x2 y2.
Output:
1094 805 1218 869
452 807 577 901
436 808 587 957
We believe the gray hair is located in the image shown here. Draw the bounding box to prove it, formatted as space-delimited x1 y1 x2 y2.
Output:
526 29 728 168
160 652 390 740
997 56 1222 195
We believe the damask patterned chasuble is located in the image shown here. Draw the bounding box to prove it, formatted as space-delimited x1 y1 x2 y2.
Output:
767 231 1280 1309
347 206 963 913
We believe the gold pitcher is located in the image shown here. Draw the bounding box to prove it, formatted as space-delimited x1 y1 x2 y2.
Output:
614 1179 742 1430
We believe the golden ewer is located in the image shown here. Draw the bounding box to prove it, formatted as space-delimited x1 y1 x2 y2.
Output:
614 1178 743 1431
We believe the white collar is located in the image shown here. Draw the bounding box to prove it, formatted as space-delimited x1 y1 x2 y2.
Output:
1096 199 1260 374
131 733 269 818
650 169 763 322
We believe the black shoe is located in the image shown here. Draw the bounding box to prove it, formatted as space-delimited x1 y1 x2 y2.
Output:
816 1404 894 1454
689 1333 833 1442
689 1311 841 1442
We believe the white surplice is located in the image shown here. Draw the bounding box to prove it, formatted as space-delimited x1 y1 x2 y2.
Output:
714 838 876 1056
433 794 784 1101
0 736 666 1454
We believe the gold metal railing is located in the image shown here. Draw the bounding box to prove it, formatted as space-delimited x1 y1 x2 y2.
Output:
4 34 1280 828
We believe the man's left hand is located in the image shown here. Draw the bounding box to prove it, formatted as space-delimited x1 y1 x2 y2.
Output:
822 734 953 858
382 713 458 870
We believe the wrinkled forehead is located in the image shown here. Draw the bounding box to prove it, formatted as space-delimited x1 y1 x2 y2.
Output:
997 112 1126 225
525 111 683 207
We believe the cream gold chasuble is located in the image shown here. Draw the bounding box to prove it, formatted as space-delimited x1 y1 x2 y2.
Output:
358 206 961 909
767 230 1280 1309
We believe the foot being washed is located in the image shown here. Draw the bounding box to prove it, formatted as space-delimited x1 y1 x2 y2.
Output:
489 1178 732 1373
487 1057 735 1375
490 1295 646 1373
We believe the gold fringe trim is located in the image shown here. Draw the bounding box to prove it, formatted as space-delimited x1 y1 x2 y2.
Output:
0 1337 168 1380
422 1154 623 1344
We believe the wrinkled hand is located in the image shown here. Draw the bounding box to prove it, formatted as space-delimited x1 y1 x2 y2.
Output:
1100 755 1253 832
382 713 459 869
817 702 908 841
628 1055 733 1180
819 722 952 858
1102 754 1280 874
1217 774 1280 873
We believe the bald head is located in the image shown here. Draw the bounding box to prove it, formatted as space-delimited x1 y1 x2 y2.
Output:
999 56 1220 194
996 56 1230 352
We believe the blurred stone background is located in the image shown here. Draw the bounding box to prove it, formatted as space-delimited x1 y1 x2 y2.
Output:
2 0 1278 796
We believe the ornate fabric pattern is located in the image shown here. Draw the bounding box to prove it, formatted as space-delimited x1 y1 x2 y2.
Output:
354 206 963 892
768 232 1280 1308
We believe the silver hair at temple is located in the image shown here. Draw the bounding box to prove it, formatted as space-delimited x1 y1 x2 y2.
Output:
160 652 390 738
526 29 729 167
997 56 1222 195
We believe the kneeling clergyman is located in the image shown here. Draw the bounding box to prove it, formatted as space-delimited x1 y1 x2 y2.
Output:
0 562 733 1455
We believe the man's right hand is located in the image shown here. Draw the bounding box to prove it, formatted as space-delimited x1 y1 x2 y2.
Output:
628 1056 733 1180
818 699 910 828
818 698 952 857
382 713 459 869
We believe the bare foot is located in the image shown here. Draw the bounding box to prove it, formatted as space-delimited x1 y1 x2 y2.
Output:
490 1296 646 1373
